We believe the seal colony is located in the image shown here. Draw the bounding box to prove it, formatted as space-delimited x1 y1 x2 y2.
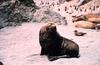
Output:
39 22 79 61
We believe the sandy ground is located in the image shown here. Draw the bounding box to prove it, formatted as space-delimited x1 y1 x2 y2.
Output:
0 22 100 65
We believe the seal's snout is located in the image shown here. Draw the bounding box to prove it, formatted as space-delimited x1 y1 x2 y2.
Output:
48 22 55 26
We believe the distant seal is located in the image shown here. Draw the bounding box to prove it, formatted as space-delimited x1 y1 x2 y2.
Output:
74 30 86 36
84 14 100 23
73 21 96 29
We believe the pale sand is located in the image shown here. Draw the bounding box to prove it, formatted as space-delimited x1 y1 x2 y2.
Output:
0 22 100 65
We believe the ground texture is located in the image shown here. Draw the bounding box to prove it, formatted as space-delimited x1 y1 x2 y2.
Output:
0 22 100 65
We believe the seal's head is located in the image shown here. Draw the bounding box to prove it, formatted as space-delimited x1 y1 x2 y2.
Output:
46 22 56 33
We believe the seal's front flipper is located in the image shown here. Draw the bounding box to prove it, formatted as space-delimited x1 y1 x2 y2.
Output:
48 56 59 61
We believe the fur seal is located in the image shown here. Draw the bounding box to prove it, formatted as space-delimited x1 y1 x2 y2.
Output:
74 30 86 36
73 21 96 29
39 23 79 61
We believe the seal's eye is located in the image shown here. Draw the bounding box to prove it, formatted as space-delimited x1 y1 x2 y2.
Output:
46 27 49 31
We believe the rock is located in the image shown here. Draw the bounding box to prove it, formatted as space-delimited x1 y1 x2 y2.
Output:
0 62 3 65
33 8 67 25
0 0 37 29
